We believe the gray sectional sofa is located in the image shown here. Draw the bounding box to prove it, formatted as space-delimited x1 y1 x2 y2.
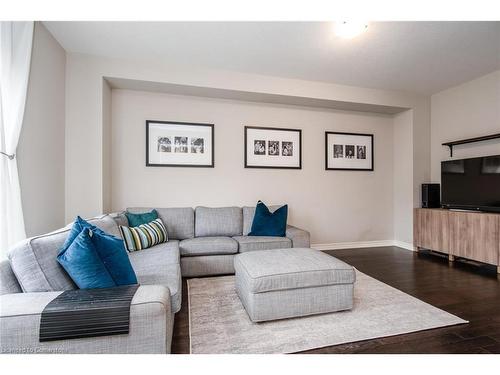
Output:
0 205 310 354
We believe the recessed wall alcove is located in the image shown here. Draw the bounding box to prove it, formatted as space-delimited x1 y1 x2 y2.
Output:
98 75 420 247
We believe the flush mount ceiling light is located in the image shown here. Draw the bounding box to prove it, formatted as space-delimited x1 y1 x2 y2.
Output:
334 21 368 39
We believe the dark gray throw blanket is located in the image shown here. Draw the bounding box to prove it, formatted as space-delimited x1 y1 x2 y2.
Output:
39 285 139 342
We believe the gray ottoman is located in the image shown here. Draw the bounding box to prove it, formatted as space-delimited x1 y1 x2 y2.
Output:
234 248 356 322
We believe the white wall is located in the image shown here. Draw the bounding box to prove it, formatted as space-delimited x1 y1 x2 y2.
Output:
111 89 395 244
431 70 500 182
66 54 430 226
63 52 430 247
16 27 498 246
393 110 414 245
102 80 112 213
17 22 66 237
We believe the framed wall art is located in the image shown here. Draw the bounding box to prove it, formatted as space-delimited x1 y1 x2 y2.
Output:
146 120 214 167
244 126 302 169
325 131 374 171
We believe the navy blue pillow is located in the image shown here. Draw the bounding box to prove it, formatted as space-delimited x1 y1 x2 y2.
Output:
90 230 137 286
60 216 108 255
249 201 288 237
58 217 138 288
57 228 117 289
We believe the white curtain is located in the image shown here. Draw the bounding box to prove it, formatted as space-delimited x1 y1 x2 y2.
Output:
0 22 34 257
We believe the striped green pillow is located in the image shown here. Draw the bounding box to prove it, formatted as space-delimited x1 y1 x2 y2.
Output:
119 218 168 251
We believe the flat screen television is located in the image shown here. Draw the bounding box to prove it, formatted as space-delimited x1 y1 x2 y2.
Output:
441 154 500 213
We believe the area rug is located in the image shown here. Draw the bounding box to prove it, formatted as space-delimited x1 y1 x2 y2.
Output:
187 271 467 354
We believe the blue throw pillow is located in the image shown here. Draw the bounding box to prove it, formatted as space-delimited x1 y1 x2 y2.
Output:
57 228 117 289
90 230 138 286
125 209 158 227
249 201 288 237
60 216 108 255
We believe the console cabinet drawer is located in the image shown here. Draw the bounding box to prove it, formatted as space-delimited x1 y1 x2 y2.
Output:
449 211 499 266
414 209 450 253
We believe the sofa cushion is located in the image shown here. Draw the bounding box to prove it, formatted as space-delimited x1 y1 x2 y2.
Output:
127 207 194 240
8 215 121 293
234 248 356 293
128 240 182 313
195 206 242 237
180 237 238 257
112 211 129 227
242 205 282 235
232 236 291 253
0 260 22 295
181 254 235 277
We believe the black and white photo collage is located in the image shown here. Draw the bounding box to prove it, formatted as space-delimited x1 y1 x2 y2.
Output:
253 140 293 157
333 144 366 159
157 136 205 154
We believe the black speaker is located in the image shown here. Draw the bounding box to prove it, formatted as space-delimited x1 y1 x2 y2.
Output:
422 184 440 208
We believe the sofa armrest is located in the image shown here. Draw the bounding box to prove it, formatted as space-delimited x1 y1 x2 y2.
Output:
0 285 173 354
286 225 311 248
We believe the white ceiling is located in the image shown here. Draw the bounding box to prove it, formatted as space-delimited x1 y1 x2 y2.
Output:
44 21 500 95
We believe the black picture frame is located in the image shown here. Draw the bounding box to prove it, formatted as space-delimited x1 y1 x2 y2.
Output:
146 120 214 168
325 131 374 171
244 126 302 169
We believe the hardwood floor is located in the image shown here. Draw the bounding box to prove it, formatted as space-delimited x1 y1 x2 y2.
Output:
171 246 500 354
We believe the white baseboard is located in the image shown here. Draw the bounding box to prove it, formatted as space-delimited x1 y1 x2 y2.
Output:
392 240 415 251
311 240 415 252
